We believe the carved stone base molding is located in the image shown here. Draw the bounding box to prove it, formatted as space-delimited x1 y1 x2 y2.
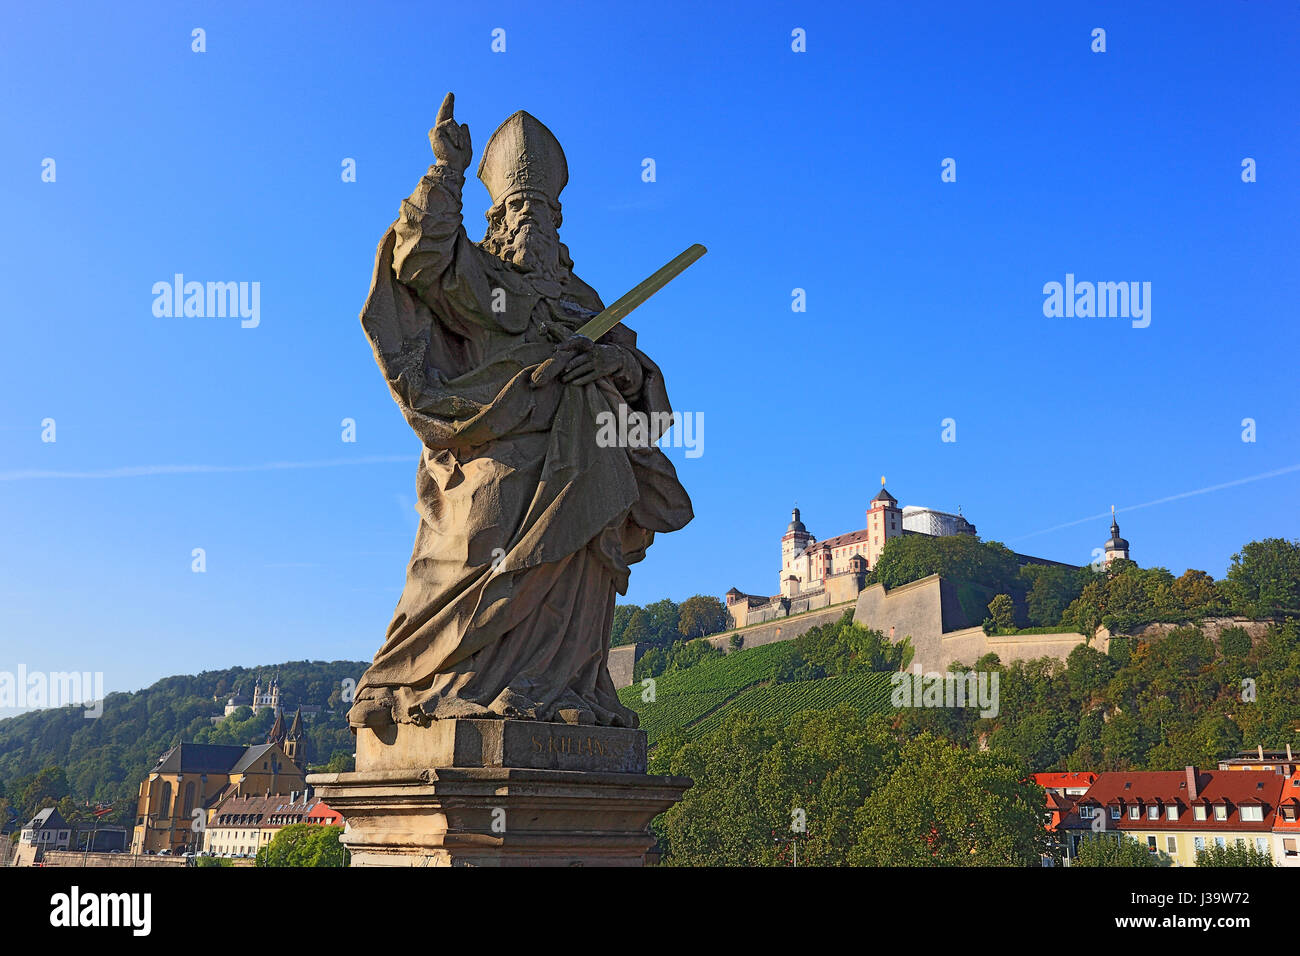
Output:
306 719 690 867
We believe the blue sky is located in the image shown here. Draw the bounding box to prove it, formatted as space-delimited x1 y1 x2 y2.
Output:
1 0 1297 705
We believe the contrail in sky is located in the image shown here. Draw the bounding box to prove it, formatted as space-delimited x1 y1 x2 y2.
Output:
0 455 414 481
1009 462 1300 542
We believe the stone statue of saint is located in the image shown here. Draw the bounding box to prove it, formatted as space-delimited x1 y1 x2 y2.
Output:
347 94 693 731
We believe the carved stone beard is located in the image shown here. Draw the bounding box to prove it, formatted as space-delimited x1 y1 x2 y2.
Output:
505 222 562 282
483 212 573 295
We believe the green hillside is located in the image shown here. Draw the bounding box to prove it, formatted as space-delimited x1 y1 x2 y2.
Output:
618 641 896 746
0 660 366 832
689 673 894 739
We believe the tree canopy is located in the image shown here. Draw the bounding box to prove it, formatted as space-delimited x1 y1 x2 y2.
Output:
256 823 346 867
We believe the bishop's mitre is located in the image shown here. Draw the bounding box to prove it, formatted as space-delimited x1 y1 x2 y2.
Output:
477 110 568 207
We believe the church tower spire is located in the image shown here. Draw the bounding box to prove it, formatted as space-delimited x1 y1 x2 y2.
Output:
1103 506 1130 567
283 706 306 769
266 708 286 746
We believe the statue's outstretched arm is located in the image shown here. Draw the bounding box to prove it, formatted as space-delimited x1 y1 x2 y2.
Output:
392 93 473 301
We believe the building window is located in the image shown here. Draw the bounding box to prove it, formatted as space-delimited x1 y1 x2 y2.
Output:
1255 838 1268 855
1147 806 1159 821
1194 836 1205 852
1165 806 1178 821
1109 806 1121 820
1283 838 1297 857
1128 806 1140 820
1079 805 1093 819
1240 805 1264 822
1214 837 1227 849
1213 805 1228 821
1194 806 1207 821
1166 836 1177 854
1146 836 1157 853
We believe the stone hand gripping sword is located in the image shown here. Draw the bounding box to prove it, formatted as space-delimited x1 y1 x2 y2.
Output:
530 243 707 387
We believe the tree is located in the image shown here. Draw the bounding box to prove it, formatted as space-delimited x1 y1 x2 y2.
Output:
643 599 682 648
987 594 1016 632
1022 564 1091 627
1225 538 1300 619
256 824 346 867
1195 842 1274 867
729 632 744 652
633 646 666 681
873 534 1022 599
1172 569 1225 618
610 604 639 646
652 707 895 866
1218 625 1251 658
320 751 354 773
1064 644 1117 704
849 735 1046 866
769 612 908 683
620 608 653 646
1073 835 1160 867
678 595 727 639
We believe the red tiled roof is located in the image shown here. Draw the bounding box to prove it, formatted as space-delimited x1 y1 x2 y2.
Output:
306 802 343 825
1276 772 1300 833
1078 770 1284 832
208 793 320 829
807 529 870 552
1035 772 1097 791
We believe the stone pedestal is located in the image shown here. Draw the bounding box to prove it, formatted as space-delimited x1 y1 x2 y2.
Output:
306 719 690 867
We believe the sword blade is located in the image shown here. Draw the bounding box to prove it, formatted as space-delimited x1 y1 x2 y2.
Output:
575 243 707 341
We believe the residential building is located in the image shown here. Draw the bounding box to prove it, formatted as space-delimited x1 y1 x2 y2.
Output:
202 790 339 857
1275 770 1300 867
1034 772 1097 864
1217 745 1297 776
1066 767 1283 866
19 807 72 851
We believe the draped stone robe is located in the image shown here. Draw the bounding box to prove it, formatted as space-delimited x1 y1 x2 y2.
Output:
348 163 693 729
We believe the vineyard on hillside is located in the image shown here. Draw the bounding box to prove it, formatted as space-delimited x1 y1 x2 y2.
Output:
688 673 895 740
617 641 896 745
617 641 794 743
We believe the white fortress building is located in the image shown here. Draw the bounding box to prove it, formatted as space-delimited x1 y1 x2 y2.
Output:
719 480 1123 635
777 481 976 598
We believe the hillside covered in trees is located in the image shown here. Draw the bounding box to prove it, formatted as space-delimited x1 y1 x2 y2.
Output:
868 533 1299 636
0 660 365 833
635 536 1300 864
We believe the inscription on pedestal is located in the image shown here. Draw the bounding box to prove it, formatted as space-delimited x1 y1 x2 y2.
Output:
513 722 642 772
356 718 648 774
